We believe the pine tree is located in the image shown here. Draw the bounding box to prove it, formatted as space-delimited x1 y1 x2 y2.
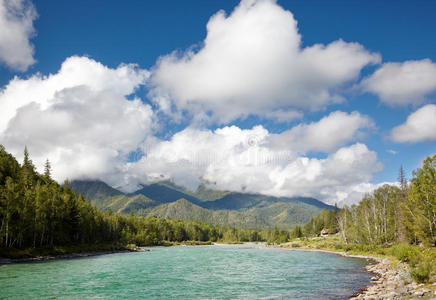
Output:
397 165 408 242
44 159 51 179
23 146 31 167
21 146 35 190
398 165 407 194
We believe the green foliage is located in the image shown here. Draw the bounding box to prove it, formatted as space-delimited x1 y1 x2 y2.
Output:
334 243 342 250
401 155 436 246
292 225 303 238
297 154 436 283
303 205 339 237
409 256 434 283
391 243 419 262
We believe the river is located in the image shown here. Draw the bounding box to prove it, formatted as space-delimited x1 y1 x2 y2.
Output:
0 244 372 299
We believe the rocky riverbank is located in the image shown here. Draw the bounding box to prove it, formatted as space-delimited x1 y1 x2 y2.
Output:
350 255 436 299
274 244 436 299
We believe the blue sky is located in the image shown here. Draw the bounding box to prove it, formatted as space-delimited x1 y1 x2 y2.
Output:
0 0 435 205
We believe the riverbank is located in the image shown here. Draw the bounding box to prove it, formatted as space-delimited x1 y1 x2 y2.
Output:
0 240 218 265
0 248 147 265
0 243 152 265
275 241 436 299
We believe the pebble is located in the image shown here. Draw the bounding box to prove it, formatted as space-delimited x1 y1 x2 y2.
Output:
348 254 435 299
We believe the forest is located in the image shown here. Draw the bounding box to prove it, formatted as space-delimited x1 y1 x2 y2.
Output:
296 155 436 282
301 155 435 247
0 145 266 255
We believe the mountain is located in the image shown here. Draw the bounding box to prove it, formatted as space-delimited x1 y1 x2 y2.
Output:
133 183 202 204
200 192 332 211
146 199 268 229
94 194 159 215
70 180 123 199
70 179 335 229
192 183 230 201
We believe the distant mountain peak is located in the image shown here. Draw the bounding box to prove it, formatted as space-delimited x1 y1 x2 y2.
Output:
70 179 334 229
70 179 123 199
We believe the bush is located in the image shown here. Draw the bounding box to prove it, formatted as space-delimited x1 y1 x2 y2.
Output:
334 243 343 250
391 243 419 262
126 243 137 250
376 248 386 255
410 257 434 283
291 243 300 248
344 245 353 252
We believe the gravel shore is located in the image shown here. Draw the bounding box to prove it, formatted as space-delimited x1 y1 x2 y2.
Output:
349 255 435 299
273 245 436 299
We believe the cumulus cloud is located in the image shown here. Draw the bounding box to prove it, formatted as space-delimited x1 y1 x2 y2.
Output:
0 0 37 71
362 59 436 106
126 113 380 205
391 104 436 143
149 0 380 123
0 55 381 204
0 56 149 133
335 181 398 207
0 56 153 186
268 111 374 153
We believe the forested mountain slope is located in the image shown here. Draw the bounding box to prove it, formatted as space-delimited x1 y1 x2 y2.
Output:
71 180 334 229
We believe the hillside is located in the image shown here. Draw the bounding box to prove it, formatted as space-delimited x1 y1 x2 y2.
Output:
70 180 335 229
201 193 332 211
145 181 229 201
70 180 123 200
134 183 201 204
145 199 268 229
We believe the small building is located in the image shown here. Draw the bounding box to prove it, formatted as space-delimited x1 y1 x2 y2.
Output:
320 229 329 237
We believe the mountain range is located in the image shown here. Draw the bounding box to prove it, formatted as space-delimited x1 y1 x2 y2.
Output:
70 180 334 229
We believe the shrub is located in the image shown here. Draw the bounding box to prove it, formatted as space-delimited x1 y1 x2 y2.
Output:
344 245 353 252
334 243 343 250
410 257 434 283
291 243 300 248
376 248 386 255
126 243 137 250
391 243 419 262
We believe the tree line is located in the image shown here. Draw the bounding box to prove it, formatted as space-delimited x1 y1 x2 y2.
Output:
0 145 265 250
302 155 436 247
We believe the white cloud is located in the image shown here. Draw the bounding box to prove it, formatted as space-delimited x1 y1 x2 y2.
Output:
149 0 380 123
0 53 381 205
0 56 153 185
127 114 381 205
362 59 436 106
0 56 149 133
0 0 37 71
263 109 303 123
268 111 374 153
391 104 436 143
335 181 398 207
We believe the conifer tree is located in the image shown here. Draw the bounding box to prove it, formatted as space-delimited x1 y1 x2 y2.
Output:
44 159 51 179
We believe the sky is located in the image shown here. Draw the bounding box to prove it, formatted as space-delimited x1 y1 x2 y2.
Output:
0 0 435 206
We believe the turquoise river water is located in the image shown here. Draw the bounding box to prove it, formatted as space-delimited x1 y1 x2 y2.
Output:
0 244 373 299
